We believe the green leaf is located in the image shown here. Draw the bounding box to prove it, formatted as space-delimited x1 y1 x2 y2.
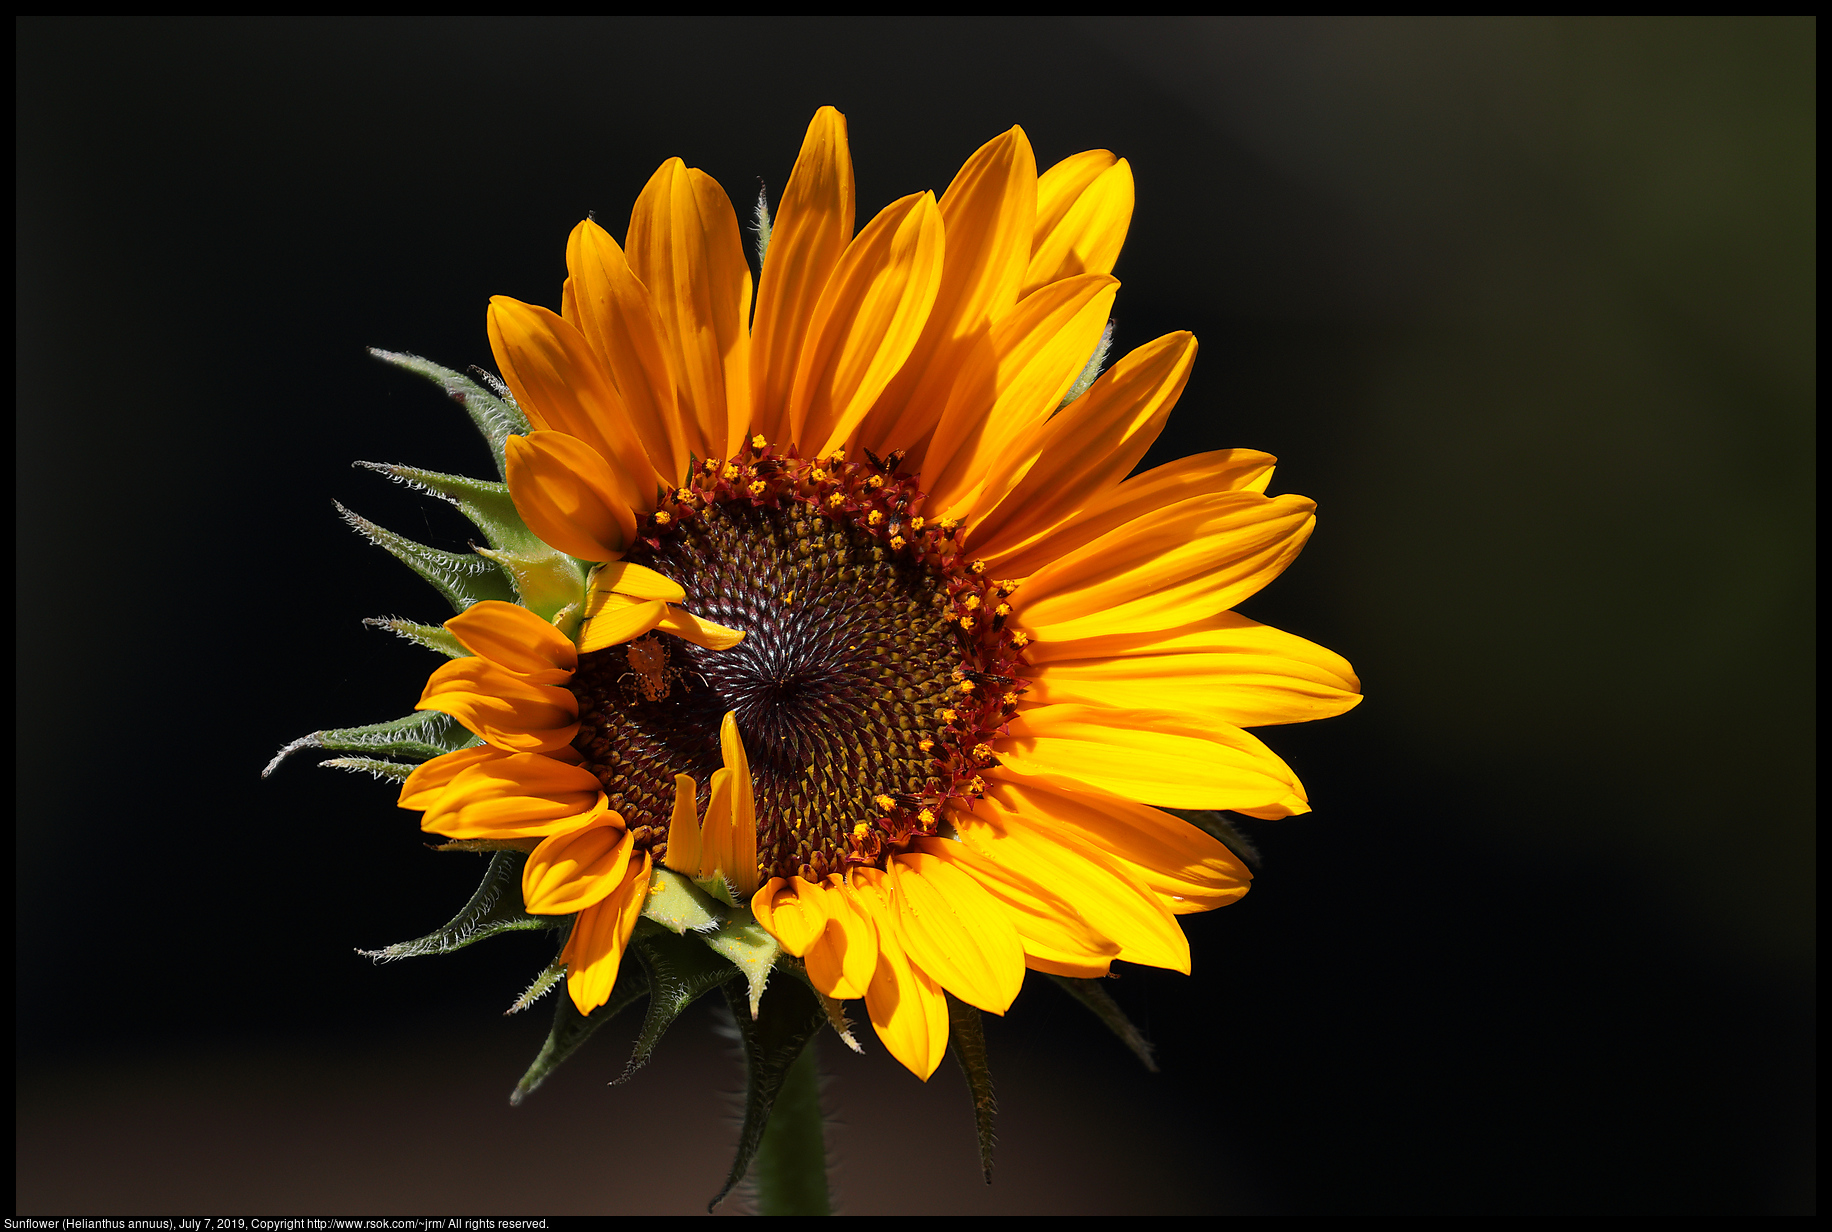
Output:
369 348 530 481
753 1032 831 1216
1162 807 1262 870
510 955 650 1106
710 973 831 1212
263 709 473 778
362 615 471 658
357 851 558 961
946 993 998 1184
700 909 781 1019
618 927 742 1083
642 867 727 935
1047 973 1159 1073
336 501 517 613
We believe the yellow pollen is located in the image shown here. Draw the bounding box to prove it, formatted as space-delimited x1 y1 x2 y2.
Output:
829 452 846 467
867 474 884 489
890 535 906 549
957 680 975 694
962 594 981 610
653 510 673 525
811 467 828 481
995 602 1011 616
676 487 694 503
973 742 993 760
752 434 768 449
969 776 986 793
704 458 720 472
868 509 884 526
851 822 871 840
1009 631 1030 647
1001 692 1017 706
749 479 768 496
873 794 896 812
722 463 739 480
917 808 936 825
918 738 934 752
940 708 957 723
970 559 986 573
828 492 846 507
910 516 925 531
959 615 975 631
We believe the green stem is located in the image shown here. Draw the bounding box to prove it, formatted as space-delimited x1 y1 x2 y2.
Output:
753 1039 830 1215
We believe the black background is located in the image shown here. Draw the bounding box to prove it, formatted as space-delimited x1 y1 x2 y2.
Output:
16 17 1814 1215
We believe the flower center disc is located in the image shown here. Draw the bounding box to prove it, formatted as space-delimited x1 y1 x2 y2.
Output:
568 445 1028 882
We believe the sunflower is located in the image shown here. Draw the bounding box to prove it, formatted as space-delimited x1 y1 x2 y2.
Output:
395 106 1360 1080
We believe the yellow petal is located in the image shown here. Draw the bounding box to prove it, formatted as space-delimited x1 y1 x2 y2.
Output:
1028 611 1363 727
443 600 577 684
1031 151 1116 251
851 127 1037 458
907 835 1117 978
504 430 637 563
982 774 1250 915
752 876 830 957
566 218 687 486
626 159 752 461
1022 155 1134 296
561 850 650 1014
991 447 1278 581
699 767 735 885
590 560 685 604
853 869 949 1080
419 752 608 840
920 272 1119 519
397 744 504 811
884 853 1027 1014
969 331 1195 560
414 657 577 753
662 773 703 877
786 191 945 456
805 876 879 1000
523 819 633 915
486 297 653 503
654 605 746 651
951 793 1190 973
751 106 854 445
1013 490 1315 642
577 594 666 655
720 712 759 896
997 703 1310 816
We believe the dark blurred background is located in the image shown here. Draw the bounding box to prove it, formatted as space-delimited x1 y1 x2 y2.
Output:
16 17 1814 1215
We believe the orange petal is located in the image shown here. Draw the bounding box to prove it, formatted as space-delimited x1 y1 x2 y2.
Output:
414 657 577 753
561 850 651 1014
654 605 746 651
698 767 735 886
884 853 1026 1014
576 594 667 655
1012 489 1316 642
969 332 1195 560
504 430 637 563
908 834 1117 978
626 160 752 461
786 191 945 455
991 448 1279 580
920 273 1119 519
419 752 608 840
982 774 1250 915
590 560 685 604
853 868 949 1080
752 876 830 957
566 218 687 486
661 773 703 877
443 600 577 684
486 297 653 502
852 127 1037 458
1027 611 1363 727
524 820 634 915
397 744 505 812
1022 154 1134 296
720 712 759 895
805 876 879 1000
751 107 854 445
996 703 1310 816
950 793 1190 973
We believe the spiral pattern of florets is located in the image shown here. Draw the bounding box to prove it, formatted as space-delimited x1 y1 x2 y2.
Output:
569 440 1031 882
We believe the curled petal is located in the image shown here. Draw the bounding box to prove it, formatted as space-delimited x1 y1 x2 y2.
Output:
720 712 759 896
805 876 879 1001
577 594 667 655
590 560 685 604
415 657 577 753
661 773 702 877
523 819 633 915
420 752 607 841
560 851 651 1015
398 745 505 812
1023 153 1134 295
504 430 637 563
853 869 949 1080
655 606 745 651
752 876 830 957
443 600 576 684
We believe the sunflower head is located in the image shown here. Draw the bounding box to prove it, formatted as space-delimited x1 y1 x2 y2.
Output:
270 106 1359 1207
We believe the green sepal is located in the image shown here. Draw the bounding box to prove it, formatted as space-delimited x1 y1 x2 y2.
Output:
642 867 727 934
506 952 568 1016
693 872 743 909
709 972 831 1212
1047 973 1159 1073
354 462 586 623
336 501 517 613
319 756 415 783
363 616 470 658
945 993 998 1183
1059 318 1115 408
357 851 558 962
777 956 862 1053
369 348 530 481
618 925 744 1083
263 709 473 778
753 1035 831 1216
1162 807 1262 870
700 907 781 1019
510 953 650 1106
